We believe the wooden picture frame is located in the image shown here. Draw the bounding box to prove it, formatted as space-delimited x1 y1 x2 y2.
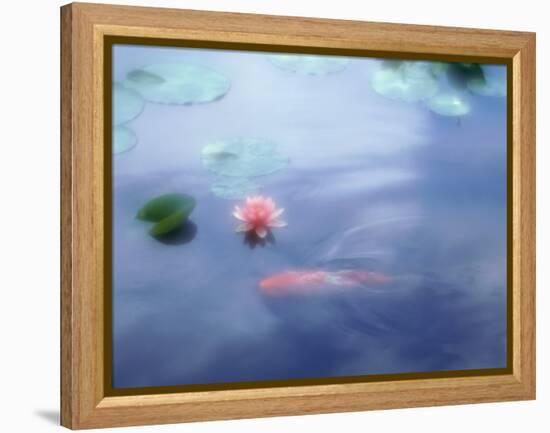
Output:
60 2 536 429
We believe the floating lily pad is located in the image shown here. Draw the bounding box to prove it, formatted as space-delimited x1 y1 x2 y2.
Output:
210 177 259 199
426 93 470 117
136 193 196 237
202 138 289 178
127 69 165 85
430 62 448 78
123 63 230 105
113 125 137 155
113 83 144 126
137 193 196 222
149 210 186 237
446 63 485 90
269 54 350 75
371 61 439 102
467 65 506 97
380 60 402 70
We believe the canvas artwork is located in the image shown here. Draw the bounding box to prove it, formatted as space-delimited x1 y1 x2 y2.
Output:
110 44 508 390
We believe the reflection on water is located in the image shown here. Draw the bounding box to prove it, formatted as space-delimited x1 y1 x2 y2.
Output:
153 221 198 246
112 45 507 389
243 231 276 249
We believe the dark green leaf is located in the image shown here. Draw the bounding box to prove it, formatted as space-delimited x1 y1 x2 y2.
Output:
136 193 196 222
150 210 186 237
446 63 485 90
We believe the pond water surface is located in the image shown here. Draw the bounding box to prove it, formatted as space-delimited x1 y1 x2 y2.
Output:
111 45 507 388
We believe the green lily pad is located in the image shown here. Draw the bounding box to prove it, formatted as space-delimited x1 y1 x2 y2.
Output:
113 83 144 126
113 125 137 155
210 177 259 199
137 193 196 221
446 63 485 90
202 138 289 178
123 63 230 105
371 61 439 102
467 65 506 97
269 54 350 75
426 93 471 117
127 69 165 85
136 193 196 237
430 62 448 78
149 210 186 237
380 60 402 70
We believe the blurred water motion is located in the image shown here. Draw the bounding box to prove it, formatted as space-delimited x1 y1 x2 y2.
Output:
112 46 507 388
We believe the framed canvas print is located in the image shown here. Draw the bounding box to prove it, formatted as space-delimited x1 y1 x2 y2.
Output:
60 2 536 429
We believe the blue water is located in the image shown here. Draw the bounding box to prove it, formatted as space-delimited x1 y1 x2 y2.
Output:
112 45 507 388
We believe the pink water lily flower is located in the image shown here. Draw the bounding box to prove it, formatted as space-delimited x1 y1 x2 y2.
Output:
233 195 287 238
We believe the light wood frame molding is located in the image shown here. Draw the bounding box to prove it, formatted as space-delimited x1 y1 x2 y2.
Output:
60 2 536 429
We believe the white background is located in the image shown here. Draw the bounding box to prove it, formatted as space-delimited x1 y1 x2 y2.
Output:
1 0 546 431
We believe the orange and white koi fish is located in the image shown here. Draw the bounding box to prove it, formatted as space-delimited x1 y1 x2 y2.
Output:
258 270 391 296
